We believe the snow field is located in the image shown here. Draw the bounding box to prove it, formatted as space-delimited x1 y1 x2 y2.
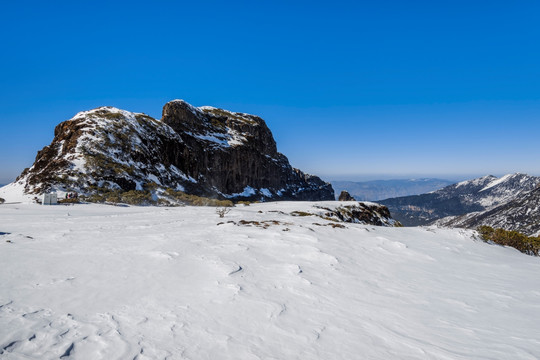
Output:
1 202 540 359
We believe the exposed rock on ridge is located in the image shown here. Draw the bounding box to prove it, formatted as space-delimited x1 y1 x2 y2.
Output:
14 100 334 202
290 201 401 227
338 190 355 201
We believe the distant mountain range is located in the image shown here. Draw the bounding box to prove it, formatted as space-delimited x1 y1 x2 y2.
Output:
331 178 454 201
379 173 540 234
435 183 540 236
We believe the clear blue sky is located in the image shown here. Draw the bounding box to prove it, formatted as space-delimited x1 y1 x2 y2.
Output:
1 0 540 184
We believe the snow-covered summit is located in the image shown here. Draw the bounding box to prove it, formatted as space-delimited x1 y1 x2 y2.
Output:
71 106 136 120
454 174 497 189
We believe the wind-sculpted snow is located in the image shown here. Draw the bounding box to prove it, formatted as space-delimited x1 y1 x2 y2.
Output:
1 202 540 359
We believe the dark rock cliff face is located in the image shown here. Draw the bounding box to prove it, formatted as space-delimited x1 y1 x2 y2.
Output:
15 100 334 201
160 100 333 199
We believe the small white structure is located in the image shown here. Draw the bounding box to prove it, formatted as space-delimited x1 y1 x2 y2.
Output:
42 193 58 205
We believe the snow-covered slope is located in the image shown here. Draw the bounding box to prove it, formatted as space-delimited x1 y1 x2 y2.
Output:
379 173 540 226
1 202 540 359
0 181 35 203
474 173 540 208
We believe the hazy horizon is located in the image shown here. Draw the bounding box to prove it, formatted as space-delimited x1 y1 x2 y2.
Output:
2 170 537 188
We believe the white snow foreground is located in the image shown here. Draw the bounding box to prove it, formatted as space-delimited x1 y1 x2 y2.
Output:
1 202 540 359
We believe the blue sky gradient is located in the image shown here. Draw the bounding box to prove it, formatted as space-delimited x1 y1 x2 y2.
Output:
1 1 540 183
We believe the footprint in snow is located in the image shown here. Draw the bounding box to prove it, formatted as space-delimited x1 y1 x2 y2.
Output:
228 264 243 276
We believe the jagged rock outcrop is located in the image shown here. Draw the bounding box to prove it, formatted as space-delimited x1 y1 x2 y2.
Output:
379 173 540 226
290 201 401 227
13 100 334 202
322 202 400 226
338 190 355 201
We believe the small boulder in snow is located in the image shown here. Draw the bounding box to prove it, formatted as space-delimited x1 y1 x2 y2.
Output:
338 190 355 201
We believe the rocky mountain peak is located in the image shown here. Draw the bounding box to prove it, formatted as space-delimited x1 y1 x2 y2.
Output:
161 100 278 155
11 99 334 203
439 175 496 196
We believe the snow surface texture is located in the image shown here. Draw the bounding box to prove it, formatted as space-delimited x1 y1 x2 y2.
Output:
1 202 540 359
0 182 34 203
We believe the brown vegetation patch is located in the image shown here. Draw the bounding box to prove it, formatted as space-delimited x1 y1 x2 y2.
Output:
290 211 314 217
58 198 80 205
164 188 233 207
477 226 540 256
235 219 291 229
312 222 347 229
